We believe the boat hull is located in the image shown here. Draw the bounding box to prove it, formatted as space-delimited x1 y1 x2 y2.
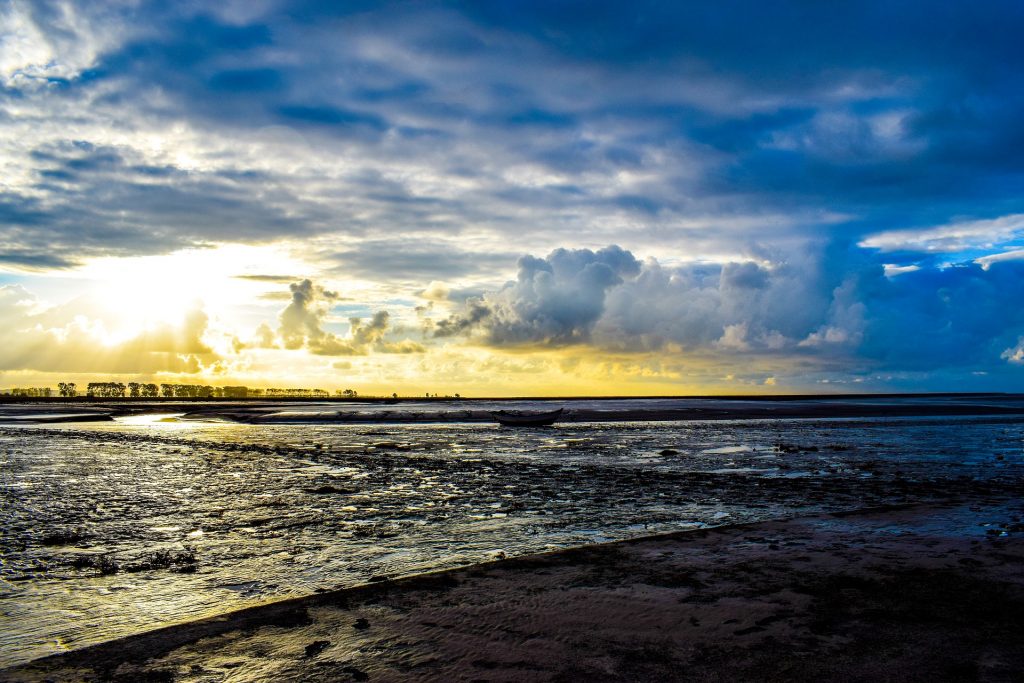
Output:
490 408 563 427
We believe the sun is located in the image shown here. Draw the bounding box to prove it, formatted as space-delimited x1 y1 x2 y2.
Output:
68 244 311 344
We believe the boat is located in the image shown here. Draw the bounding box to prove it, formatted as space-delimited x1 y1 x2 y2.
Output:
490 408 564 427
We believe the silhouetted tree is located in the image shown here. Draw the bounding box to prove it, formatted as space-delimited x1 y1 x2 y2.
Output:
8 387 52 397
85 382 125 398
58 382 77 397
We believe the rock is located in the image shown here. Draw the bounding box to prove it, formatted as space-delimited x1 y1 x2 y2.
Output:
304 640 331 658
304 485 355 495
353 617 370 630
342 665 370 681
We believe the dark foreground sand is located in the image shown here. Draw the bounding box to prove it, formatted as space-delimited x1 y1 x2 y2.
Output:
3 499 1023 683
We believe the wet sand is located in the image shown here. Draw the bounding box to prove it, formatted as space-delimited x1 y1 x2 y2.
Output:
3 393 1024 425
4 498 1022 682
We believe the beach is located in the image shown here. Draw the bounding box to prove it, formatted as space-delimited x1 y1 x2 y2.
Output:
1 398 1022 680
9 0 1024 679
3 497 1022 682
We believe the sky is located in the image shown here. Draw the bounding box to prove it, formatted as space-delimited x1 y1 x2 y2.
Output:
1 0 1024 395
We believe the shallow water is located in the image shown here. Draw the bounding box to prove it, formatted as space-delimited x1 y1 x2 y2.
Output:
1 409 1022 667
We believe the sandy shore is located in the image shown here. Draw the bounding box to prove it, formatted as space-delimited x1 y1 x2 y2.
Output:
3 497 1022 682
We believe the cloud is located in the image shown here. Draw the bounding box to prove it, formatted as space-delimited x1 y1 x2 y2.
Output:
860 213 1024 254
5 0 1023 277
233 274 301 283
976 249 1024 270
1003 339 1024 365
326 241 518 283
276 279 424 356
278 279 339 350
433 242 1024 377
5 2 1024 391
252 323 277 349
419 281 450 302
120 307 213 355
433 245 640 346
0 284 218 374
0 0 130 88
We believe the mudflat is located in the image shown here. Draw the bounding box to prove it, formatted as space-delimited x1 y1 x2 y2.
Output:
5 393 1024 426
4 497 1022 682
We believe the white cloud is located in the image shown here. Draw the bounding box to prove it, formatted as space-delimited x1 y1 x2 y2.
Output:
715 323 751 351
975 249 1024 270
1002 339 1024 365
860 214 1024 254
0 0 132 88
276 279 424 356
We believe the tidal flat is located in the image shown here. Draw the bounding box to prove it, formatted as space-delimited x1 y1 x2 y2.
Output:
1 397 1022 678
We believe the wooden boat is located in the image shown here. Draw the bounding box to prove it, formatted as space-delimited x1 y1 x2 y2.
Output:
490 408 563 427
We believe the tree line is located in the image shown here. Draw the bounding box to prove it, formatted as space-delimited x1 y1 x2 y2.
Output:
50 383 339 399
2 387 54 397
2 384 445 400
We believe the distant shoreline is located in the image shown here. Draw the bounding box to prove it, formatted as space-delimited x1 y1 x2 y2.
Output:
1 390 1022 404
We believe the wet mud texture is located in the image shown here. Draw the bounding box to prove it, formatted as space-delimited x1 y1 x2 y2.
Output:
6 394 1024 425
3 498 1023 682
2 416 1023 667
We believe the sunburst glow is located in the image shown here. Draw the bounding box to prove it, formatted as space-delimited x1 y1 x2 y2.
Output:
65 245 313 341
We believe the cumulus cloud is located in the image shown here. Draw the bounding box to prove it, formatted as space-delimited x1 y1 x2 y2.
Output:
433 246 640 346
1003 339 1024 365
593 249 840 353
431 245 834 352
432 243 1024 377
275 279 424 356
278 279 339 350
